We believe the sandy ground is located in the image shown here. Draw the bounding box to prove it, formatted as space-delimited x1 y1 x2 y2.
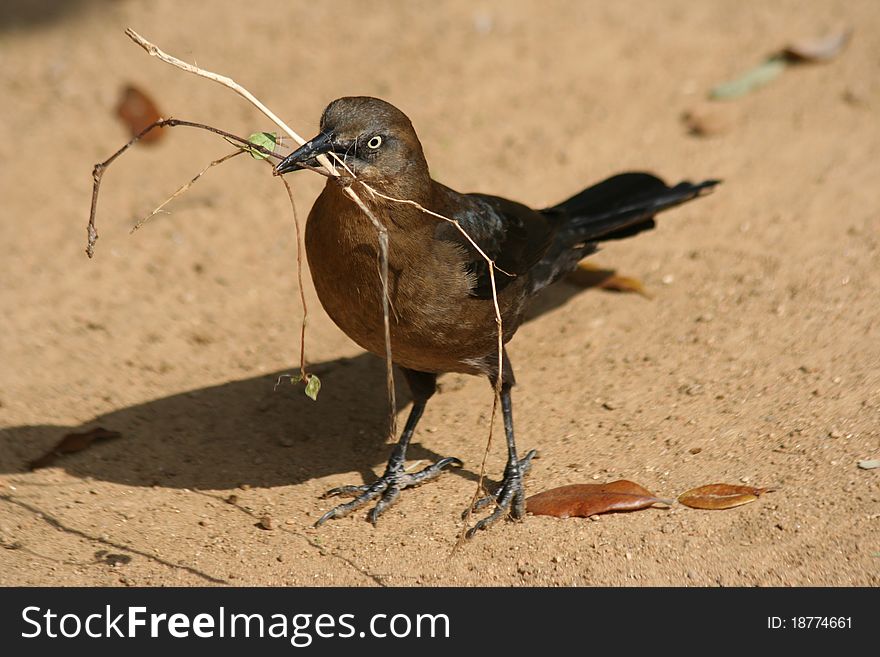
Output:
1 0 878 587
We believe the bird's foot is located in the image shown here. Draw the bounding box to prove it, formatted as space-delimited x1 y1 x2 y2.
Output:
464 449 537 538
315 456 463 527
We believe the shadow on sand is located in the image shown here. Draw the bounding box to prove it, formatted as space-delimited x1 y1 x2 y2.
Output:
1 279 622 492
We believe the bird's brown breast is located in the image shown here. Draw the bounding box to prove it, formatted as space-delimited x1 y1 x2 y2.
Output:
304 185 524 375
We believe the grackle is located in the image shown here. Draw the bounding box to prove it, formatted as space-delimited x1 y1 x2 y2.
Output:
275 97 717 536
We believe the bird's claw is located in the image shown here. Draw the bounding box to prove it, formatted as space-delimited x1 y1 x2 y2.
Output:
464 449 537 538
315 456 463 527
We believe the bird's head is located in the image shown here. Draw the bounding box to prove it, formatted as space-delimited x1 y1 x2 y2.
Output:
275 97 429 193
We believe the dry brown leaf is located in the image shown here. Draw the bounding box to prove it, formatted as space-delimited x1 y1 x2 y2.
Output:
116 84 165 143
568 263 651 297
526 480 672 519
783 27 853 63
678 483 773 510
29 427 122 470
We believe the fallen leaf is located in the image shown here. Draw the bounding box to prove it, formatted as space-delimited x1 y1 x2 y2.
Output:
857 459 880 470
708 28 852 101
710 57 788 100
29 427 122 470
526 480 673 519
568 263 650 297
678 483 773 510
116 84 164 143
783 27 853 63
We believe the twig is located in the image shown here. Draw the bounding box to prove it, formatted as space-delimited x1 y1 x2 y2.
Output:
343 192 397 439
278 174 309 381
130 149 244 233
359 185 507 545
361 186 515 277
457 266 504 548
87 117 277 258
126 31 312 158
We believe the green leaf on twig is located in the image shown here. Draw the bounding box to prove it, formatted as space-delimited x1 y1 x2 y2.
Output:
304 374 321 401
243 131 278 160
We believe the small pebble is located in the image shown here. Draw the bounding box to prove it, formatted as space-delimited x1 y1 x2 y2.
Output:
259 515 274 530
842 86 868 106
682 104 733 136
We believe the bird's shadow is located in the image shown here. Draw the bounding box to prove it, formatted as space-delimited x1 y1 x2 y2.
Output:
0 279 612 491
0 354 425 490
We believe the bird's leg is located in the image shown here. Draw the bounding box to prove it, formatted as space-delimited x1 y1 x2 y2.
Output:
465 379 537 538
315 369 462 527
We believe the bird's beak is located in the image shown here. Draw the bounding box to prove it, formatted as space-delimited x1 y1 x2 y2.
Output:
274 132 335 174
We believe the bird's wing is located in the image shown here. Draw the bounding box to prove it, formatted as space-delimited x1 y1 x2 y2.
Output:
433 185 560 299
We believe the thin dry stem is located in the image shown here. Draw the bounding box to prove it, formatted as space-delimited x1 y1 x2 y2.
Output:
87 117 277 257
279 175 309 381
362 186 515 277
131 149 244 233
361 185 506 545
127 33 305 153
455 265 505 548
345 191 397 440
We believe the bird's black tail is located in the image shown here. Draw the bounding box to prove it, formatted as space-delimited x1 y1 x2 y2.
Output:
547 172 719 244
529 173 719 294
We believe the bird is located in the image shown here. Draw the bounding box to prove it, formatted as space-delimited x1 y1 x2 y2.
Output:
274 96 718 536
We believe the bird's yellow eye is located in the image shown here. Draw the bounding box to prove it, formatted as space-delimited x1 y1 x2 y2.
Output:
367 135 382 149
